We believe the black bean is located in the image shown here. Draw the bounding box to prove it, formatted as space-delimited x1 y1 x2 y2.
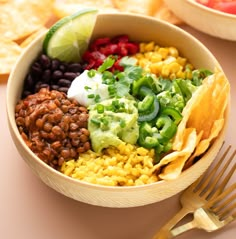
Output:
25 75 34 90
51 59 60 70
51 85 60 91
58 79 71 87
59 64 67 72
52 70 63 80
21 53 86 98
67 63 82 73
42 69 51 83
58 87 69 94
31 62 42 77
40 54 51 69
63 72 77 81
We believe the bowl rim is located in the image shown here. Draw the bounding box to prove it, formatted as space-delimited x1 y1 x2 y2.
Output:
186 0 236 19
6 11 229 193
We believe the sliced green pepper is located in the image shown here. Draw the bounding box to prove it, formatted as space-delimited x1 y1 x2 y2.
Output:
156 115 177 139
138 95 155 112
155 141 172 154
138 122 159 149
137 86 159 122
138 85 153 97
132 75 156 96
138 97 159 122
138 116 177 160
154 141 172 163
154 132 169 144
160 107 182 125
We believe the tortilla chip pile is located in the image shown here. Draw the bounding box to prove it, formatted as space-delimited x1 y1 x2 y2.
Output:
0 0 181 76
0 0 53 75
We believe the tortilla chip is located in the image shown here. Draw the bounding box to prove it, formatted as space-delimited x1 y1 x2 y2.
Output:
112 0 182 24
184 119 224 169
152 128 197 178
187 73 228 138
0 39 22 74
112 0 154 15
194 119 224 156
20 27 48 48
0 0 54 41
152 3 182 24
173 71 230 151
148 0 163 16
65 0 114 5
53 0 116 19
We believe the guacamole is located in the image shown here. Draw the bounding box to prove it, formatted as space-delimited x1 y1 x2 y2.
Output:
88 98 139 153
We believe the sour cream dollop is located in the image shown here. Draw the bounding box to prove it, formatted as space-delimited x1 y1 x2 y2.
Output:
67 70 109 107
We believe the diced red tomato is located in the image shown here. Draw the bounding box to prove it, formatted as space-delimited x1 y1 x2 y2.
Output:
214 1 236 14
83 35 139 71
195 0 236 14
90 37 111 51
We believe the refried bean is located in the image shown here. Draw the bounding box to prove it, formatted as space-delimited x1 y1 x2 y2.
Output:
15 88 91 169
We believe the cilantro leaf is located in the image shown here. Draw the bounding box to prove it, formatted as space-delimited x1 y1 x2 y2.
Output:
119 56 137 67
97 56 115 73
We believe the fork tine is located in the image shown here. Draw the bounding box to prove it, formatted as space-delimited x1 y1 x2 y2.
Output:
189 145 230 191
206 183 236 215
203 150 236 199
217 202 236 220
207 183 236 206
222 213 236 225
193 146 235 199
212 159 236 198
211 191 236 219
199 146 232 195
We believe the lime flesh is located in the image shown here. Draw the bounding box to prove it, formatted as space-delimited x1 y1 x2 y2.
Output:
43 8 98 63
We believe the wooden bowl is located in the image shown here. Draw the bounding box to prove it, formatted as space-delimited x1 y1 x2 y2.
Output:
164 0 236 41
6 12 229 208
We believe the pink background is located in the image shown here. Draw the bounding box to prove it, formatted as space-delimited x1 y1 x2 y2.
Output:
0 24 235 239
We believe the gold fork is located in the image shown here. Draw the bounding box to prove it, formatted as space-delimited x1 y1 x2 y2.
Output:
166 182 236 238
152 145 236 239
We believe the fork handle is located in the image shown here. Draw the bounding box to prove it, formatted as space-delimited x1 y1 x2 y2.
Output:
152 207 191 239
152 220 196 239
170 221 196 237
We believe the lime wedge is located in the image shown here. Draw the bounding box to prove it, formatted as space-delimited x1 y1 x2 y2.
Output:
43 8 98 63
